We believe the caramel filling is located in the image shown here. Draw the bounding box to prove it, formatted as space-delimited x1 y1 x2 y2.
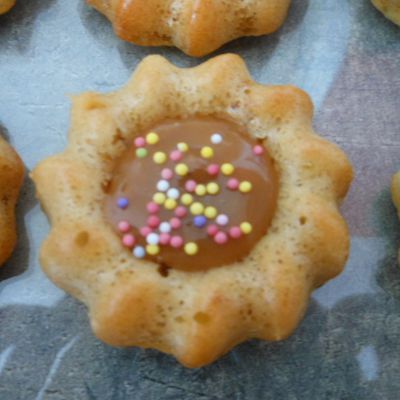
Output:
104 117 279 272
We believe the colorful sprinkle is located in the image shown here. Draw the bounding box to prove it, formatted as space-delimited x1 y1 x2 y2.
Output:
207 164 220 176
175 163 189 176
195 184 207 196
170 150 183 162
170 236 184 248
146 132 159 145
181 193 193 205
184 242 198 255
153 151 167 164
147 215 160 228
227 178 240 190
194 215 207 228
146 233 160 245
239 181 252 193
159 233 171 245
175 206 187 218
164 198 177 210
140 226 152 237
136 148 148 158
177 142 189 152
214 232 228 245
146 244 160 255
200 146 214 159
206 182 219 195
133 246 146 258
229 226 242 239
134 137 146 148
159 222 171 233
153 192 166 205
122 234 136 247
253 145 264 155
211 133 223 144
207 224 219 236
204 206 217 219
157 180 170 192
117 197 129 209
240 222 253 234
185 180 197 192
221 163 235 175
161 168 174 180
170 217 182 230
190 202 204 215
118 220 130 233
146 201 160 214
216 214 229 226
167 188 180 200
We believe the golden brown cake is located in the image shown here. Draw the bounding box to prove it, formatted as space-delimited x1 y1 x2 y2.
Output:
0 0 15 15
0 134 23 266
372 0 400 26
32 54 352 367
86 0 291 56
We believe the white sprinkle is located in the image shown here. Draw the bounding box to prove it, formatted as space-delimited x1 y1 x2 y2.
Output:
146 233 160 245
167 188 180 199
157 180 170 192
159 222 171 233
211 133 223 144
133 246 146 258
216 214 229 226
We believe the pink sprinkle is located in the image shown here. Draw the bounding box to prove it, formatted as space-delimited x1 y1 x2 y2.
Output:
170 236 184 248
229 226 242 239
185 180 197 193
140 226 153 237
207 164 220 176
207 224 219 237
253 145 264 155
161 168 174 180
147 215 160 228
159 233 171 245
170 217 182 229
118 220 130 233
147 202 160 214
214 232 228 245
175 206 187 218
227 178 240 190
134 137 146 148
122 234 136 247
170 150 183 162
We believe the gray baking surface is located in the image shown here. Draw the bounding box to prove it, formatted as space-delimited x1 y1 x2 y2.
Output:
0 0 400 399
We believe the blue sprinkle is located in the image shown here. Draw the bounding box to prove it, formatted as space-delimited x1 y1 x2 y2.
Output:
117 197 129 209
194 215 207 228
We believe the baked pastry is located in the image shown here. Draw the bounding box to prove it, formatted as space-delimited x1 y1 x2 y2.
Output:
0 134 23 266
392 171 400 232
32 54 352 367
0 0 15 15
86 0 291 56
372 0 400 25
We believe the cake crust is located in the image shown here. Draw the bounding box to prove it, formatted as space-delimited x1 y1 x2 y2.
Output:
0 0 15 15
372 0 400 26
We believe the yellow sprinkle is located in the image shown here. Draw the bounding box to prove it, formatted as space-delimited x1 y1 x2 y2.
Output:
146 132 159 145
153 151 167 164
177 142 189 152
146 244 160 255
204 206 217 219
181 193 193 205
153 192 166 205
221 163 235 175
206 182 219 195
190 202 204 215
200 146 214 159
164 198 177 210
195 184 207 196
184 242 198 256
239 181 253 193
175 163 189 176
240 222 253 234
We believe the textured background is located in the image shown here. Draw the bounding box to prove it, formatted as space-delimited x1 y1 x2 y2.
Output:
0 0 400 399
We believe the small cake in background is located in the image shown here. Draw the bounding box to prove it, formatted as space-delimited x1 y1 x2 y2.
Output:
392 172 400 260
372 0 400 26
0 0 15 15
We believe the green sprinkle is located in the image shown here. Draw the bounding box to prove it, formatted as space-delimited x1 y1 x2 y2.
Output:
136 148 148 158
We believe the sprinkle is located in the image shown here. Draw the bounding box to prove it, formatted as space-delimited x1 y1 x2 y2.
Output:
175 163 189 176
185 180 197 192
157 180 170 192
146 132 159 145
239 181 252 193
206 182 219 195
177 142 189 152
147 215 160 228
118 220 130 233
207 164 220 176
170 236 184 248
122 234 136 248
253 145 264 155
134 137 146 148
194 215 207 228
117 197 129 209
167 188 180 200
207 224 219 236
159 222 171 233
170 150 183 162
161 168 174 180
140 226 152 237
133 246 146 258
146 233 160 245
240 222 253 234
227 178 240 190
216 214 229 226
229 226 242 239
214 232 228 245
153 151 167 164
190 202 204 215
136 148 148 158
146 244 160 255
170 217 182 229
221 163 235 175
204 206 217 219
211 133 223 144
181 193 193 205
200 146 214 159
147 202 160 214
175 206 187 218
195 184 207 196
159 233 171 245
153 192 166 205
164 198 177 210
184 242 198 255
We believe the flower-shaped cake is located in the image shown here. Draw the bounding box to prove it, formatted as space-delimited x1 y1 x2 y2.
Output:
32 54 352 367
372 0 400 25
0 134 23 266
87 0 291 56
0 0 15 14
